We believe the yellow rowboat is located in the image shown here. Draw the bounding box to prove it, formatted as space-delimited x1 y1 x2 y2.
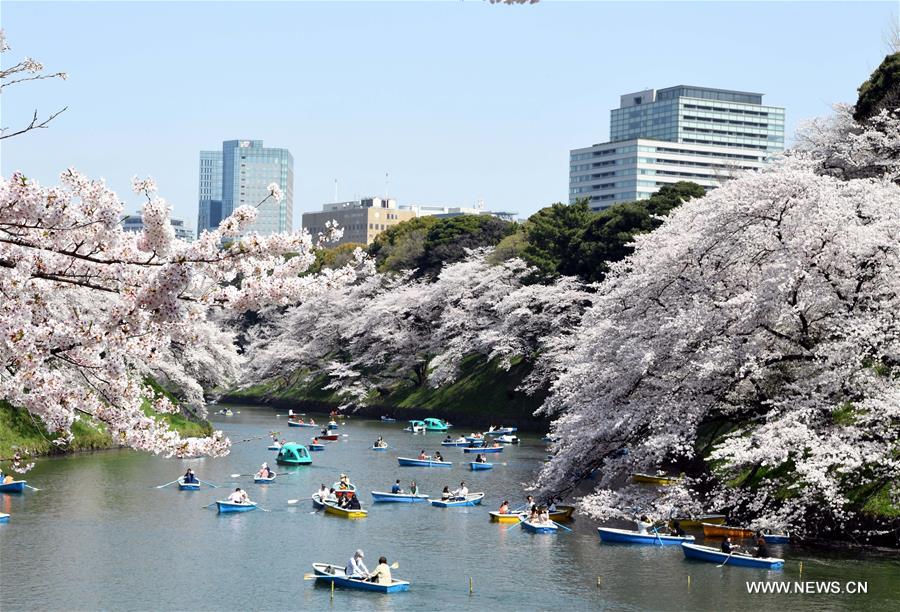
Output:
323 503 368 519
701 522 754 539
674 514 726 528
489 505 576 523
631 473 682 486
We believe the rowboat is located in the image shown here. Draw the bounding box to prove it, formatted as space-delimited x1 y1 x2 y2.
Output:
549 505 576 522
681 543 784 570
327 421 339 430
521 519 557 534
267 444 281 451
405 420 426 433
311 563 409 593
489 512 524 524
0 512 8 522
380 416 397 422
464 446 502 454
371 445 389 451
178 478 201 490
287 420 315 428
397 457 453 468
431 492 484 507
424 418 450 431
441 438 474 447
309 444 325 451
632 473 682 486
325 503 367 519
254 473 276 484
598 527 695 545
486 426 517 436
216 409 234 416
371 491 430 503
318 433 339 441
464 436 486 443
216 500 257 513
674 514 726 528
275 443 313 465
496 435 519 444
0 480 27 493
763 533 790 544
470 462 493 470
702 523 755 539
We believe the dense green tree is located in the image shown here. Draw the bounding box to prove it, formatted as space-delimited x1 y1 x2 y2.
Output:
573 182 705 282
368 216 440 273
308 242 367 273
417 215 515 275
854 52 900 121
520 199 595 276
486 225 528 264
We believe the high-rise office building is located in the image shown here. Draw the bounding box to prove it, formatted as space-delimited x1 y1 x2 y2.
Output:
570 85 785 210
196 140 293 237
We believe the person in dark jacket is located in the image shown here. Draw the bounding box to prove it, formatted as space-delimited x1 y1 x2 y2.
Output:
753 537 770 558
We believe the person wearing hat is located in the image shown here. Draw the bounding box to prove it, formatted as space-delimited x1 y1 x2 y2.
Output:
346 549 369 579
256 463 272 479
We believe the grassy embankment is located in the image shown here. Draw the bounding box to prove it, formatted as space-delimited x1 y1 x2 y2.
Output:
225 354 546 427
0 379 212 459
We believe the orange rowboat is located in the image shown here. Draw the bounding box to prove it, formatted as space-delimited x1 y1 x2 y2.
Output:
701 522 755 539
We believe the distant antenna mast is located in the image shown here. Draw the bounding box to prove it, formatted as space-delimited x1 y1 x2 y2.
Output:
334 178 338 202
385 172 390 200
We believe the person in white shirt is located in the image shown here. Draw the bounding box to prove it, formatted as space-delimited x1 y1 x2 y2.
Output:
345 549 369 579
634 514 654 534
324 488 338 504
548 499 558 512
227 488 249 504
453 481 468 499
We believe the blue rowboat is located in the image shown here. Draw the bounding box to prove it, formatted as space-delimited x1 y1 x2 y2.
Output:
371 445 389 451
309 444 325 451
598 527 695 546
311 563 409 593
0 480 26 493
288 421 315 428
431 492 484 507
380 416 396 422
486 427 517 436
216 500 257 513
763 533 790 544
521 519 557 534
469 462 493 470
464 446 502 453
464 436 486 444
0 512 8 522
397 457 452 468
267 444 281 451
327 421 339 430
681 543 784 569
371 491 430 503
441 439 474 447
178 478 201 491
254 473 276 484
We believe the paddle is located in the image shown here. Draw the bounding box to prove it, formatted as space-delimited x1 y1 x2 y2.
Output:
504 517 524 531
197 479 219 488
552 520 573 532
155 479 180 489
201 501 217 509
717 550 735 567
650 526 664 546
24 484 41 491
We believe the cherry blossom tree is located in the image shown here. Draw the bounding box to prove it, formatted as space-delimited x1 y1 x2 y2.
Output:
535 149 900 535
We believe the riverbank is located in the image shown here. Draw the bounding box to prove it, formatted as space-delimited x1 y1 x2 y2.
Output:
0 395 212 460
221 354 551 432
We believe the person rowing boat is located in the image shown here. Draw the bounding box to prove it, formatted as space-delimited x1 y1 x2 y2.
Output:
256 463 273 479
368 556 392 585
182 468 198 484
391 480 403 494
227 487 250 504
346 549 369 579
451 481 468 500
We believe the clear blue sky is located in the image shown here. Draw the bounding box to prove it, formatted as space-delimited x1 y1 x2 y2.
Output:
2 1 896 227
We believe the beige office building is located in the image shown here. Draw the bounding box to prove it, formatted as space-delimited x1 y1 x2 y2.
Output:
302 197 416 245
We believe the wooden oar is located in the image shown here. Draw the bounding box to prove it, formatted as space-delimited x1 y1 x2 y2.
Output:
25 484 41 491
717 550 735 567
155 479 180 489
552 520 573 532
201 501 217 509
504 517 524 530
197 479 219 488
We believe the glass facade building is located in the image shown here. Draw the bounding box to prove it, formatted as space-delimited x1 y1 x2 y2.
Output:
573 85 785 210
196 140 293 237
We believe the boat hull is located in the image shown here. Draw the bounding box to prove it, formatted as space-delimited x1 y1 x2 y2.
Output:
309 444 325 451
486 427 517 436
469 462 493 470
489 512 524 524
0 512 8 522
178 479 201 490
254 474 276 484
549 506 576 522
323 503 367 519
423 419 450 431
632 473 682 485
371 491 430 503
674 514 726 528
464 447 502 453
702 523 755 539
0 480 26 493
319 434 339 441
598 527 695 545
681 543 784 569
397 457 452 468
267 445 281 451
371 445 388 451
380 417 396 422
431 493 484 507
763 534 790 544
441 440 473 447
312 564 409 593
216 501 257 513
522 520 557 534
